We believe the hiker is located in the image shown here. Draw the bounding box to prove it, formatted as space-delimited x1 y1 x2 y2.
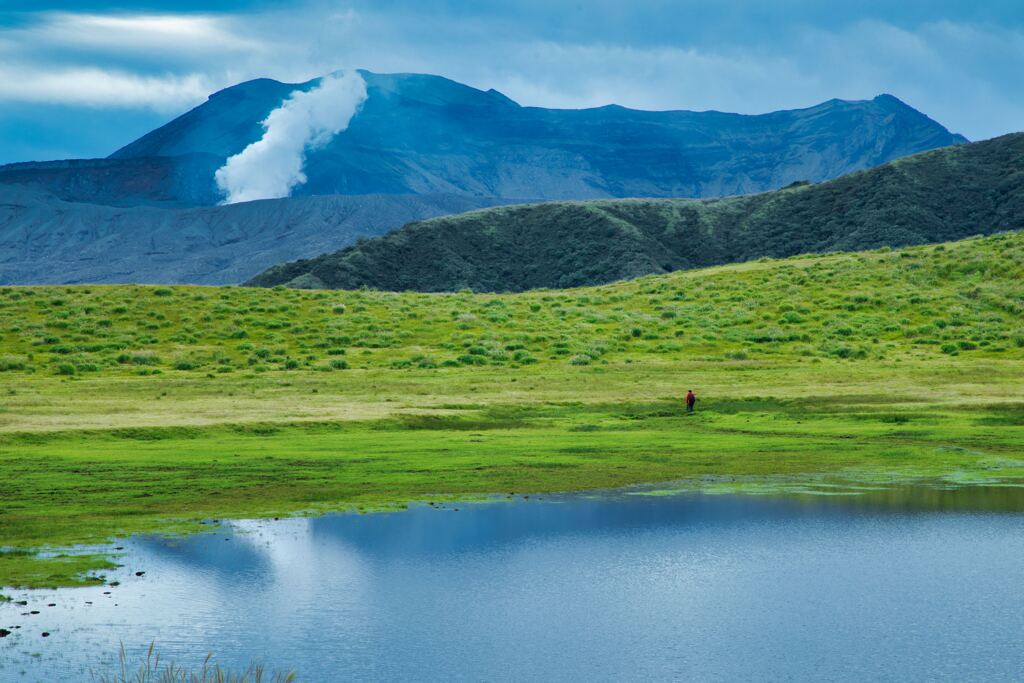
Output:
685 389 697 413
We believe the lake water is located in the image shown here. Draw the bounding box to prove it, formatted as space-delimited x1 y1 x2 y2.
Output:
3 487 1024 682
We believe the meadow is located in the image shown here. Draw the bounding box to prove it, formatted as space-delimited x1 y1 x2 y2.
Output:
1 230 1022 588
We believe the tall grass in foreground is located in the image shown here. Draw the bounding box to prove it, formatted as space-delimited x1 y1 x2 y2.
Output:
93 644 296 683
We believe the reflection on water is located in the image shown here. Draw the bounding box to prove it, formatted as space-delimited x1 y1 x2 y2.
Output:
3 486 1024 682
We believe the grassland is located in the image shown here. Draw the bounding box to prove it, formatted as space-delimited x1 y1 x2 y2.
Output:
1 231 1023 588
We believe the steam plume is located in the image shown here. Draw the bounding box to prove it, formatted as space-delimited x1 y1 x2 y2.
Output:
215 70 367 204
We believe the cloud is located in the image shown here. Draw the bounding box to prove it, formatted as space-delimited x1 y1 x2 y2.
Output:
214 70 367 204
0 11 254 112
449 42 815 113
32 12 259 53
0 64 212 110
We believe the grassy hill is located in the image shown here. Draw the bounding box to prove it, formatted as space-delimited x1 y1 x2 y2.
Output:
248 133 1023 292
1 231 1023 588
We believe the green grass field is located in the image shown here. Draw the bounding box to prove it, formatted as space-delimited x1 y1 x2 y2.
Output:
2 231 1022 588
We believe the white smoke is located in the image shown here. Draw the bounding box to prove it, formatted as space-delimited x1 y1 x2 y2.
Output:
215 70 367 204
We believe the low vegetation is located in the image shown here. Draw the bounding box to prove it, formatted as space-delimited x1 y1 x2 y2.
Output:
94 644 295 683
1 231 1022 588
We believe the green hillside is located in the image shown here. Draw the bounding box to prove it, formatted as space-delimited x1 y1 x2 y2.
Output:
248 133 1024 292
1 231 1022 588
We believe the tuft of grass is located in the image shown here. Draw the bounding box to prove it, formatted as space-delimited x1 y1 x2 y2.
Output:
92 643 296 683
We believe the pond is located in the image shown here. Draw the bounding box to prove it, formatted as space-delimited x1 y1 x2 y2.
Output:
3 486 1024 682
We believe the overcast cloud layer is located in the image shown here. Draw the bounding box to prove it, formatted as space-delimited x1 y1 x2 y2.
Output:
0 0 1022 163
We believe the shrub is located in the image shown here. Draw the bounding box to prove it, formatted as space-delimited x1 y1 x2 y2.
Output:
827 345 867 359
780 311 805 324
330 359 350 370
56 363 76 375
118 352 161 366
0 355 27 371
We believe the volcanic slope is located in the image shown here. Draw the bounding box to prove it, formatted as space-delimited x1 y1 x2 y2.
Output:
0 72 965 208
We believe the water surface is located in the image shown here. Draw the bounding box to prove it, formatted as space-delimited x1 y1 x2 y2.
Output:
3 487 1024 681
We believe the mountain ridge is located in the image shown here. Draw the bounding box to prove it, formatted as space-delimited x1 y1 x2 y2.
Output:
0 70 972 285
0 71 966 208
245 132 1022 292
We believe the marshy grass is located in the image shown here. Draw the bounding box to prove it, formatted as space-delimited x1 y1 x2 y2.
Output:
93 644 296 683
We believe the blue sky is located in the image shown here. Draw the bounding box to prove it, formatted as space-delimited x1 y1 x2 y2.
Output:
1 0 1022 163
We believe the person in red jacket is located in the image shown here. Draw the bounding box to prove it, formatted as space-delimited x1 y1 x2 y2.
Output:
685 390 697 413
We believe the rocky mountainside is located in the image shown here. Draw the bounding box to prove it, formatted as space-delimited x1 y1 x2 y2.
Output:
112 72 967 201
0 71 965 208
0 155 222 208
247 133 1023 292
0 188 500 285
0 70 970 285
